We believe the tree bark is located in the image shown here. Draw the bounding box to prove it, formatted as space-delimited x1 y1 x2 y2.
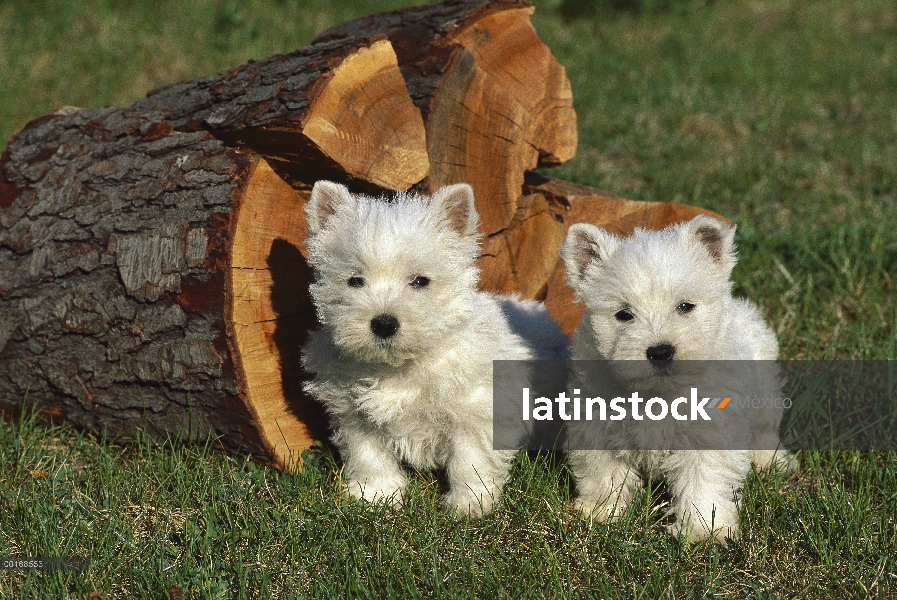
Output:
0 106 324 470
133 36 429 192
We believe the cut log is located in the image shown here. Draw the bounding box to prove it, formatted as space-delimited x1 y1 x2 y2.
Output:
314 0 577 233
0 106 322 471
477 173 730 334
0 0 730 471
133 36 428 192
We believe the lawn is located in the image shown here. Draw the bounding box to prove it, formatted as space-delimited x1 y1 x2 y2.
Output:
1 0 896 597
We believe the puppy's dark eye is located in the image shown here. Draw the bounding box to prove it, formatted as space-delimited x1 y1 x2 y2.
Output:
677 302 696 314
348 276 365 288
410 276 430 288
614 309 634 322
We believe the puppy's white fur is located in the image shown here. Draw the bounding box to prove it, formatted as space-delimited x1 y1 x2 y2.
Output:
560 215 795 543
301 181 565 517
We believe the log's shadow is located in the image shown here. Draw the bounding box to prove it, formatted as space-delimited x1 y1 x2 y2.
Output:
267 238 331 446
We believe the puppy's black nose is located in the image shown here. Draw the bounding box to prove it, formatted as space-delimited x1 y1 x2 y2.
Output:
646 344 675 361
370 314 400 339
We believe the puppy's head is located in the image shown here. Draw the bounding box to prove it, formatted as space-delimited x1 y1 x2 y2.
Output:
561 215 737 382
305 181 481 366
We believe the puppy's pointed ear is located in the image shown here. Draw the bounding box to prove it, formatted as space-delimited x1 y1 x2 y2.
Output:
306 181 354 235
561 223 618 280
432 183 479 236
685 215 737 266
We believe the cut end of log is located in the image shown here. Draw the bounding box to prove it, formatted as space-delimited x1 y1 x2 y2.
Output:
452 7 577 167
301 38 429 191
313 0 577 233
426 3 577 233
229 158 327 472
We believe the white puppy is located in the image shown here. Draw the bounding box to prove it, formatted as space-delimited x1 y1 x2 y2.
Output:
560 215 795 543
301 181 564 517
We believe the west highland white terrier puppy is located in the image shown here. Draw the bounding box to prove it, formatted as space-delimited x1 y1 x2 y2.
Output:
560 215 795 543
301 181 565 517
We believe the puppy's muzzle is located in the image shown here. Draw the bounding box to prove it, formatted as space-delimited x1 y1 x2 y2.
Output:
370 314 400 339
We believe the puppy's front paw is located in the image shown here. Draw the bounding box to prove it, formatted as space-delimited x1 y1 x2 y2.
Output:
771 450 798 474
345 476 407 506
668 520 738 545
573 494 630 521
669 502 739 545
752 448 799 474
443 487 498 518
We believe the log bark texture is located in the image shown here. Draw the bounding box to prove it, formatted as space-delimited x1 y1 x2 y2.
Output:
0 107 325 469
0 0 727 470
0 107 257 448
133 36 429 192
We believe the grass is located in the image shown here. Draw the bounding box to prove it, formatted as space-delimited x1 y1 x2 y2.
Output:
1 0 896 597
3 413 896 598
